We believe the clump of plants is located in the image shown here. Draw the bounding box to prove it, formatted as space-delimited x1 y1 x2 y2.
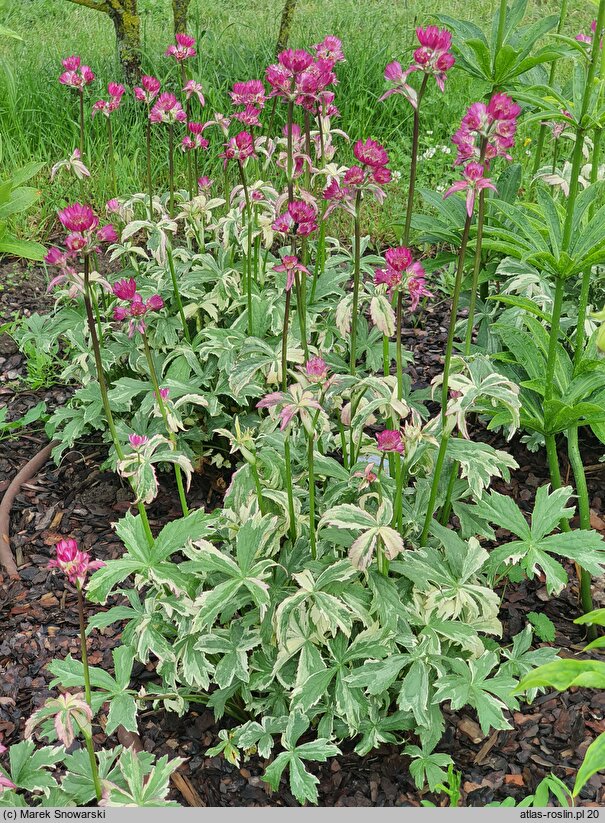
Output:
3 0 605 807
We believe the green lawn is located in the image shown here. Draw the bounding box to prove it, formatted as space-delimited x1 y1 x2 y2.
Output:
0 0 588 239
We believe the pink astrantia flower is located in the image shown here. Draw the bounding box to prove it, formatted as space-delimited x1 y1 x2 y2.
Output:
272 200 318 237
374 246 432 308
412 26 455 91
106 198 120 214
51 148 90 182
353 138 389 169
165 32 197 61
273 254 311 291
257 385 323 435
129 433 149 448
376 429 404 453
312 35 345 65
183 79 205 107
379 61 419 108
219 130 256 167
233 104 262 127
444 161 497 216
48 538 105 588
58 203 98 233
230 79 266 109
353 461 378 489
112 288 164 337
113 277 137 300
149 93 187 124
0 774 16 792
452 93 521 166
198 176 213 191
97 224 118 244
159 388 170 400
134 75 161 105
59 56 95 88
303 356 329 384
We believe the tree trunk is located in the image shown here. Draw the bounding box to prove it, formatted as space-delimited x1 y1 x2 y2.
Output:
108 0 141 82
172 0 192 37
276 0 297 55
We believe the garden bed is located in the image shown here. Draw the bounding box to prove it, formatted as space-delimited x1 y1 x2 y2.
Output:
1 261 604 807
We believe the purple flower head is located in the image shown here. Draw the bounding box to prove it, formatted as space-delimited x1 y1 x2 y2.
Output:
134 75 161 104
59 56 95 88
113 277 137 300
97 224 118 244
58 203 98 233
149 93 187 124
353 138 389 169
444 161 497 216
303 356 329 384
165 32 197 61
230 79 266 108
198 175 213 191
183 79 205 107
48 538 105 588
219 130 256 167
272 200 318 238
273 254 311 291
376 429 404 454
129 433 149 448
312 35 345 65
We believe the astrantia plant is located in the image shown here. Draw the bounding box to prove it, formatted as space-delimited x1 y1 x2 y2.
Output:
15 5 605 808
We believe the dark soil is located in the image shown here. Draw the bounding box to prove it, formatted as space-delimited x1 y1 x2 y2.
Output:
1 260 604 807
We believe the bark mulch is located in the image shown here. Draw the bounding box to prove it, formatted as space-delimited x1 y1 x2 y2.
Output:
1 262 604 807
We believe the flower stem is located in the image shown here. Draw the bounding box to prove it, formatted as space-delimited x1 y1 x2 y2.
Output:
465 140 488 354
146 117 154 220
166 243 191 342
420 212 473 546
251 460 266 515
282 288 296 541
168 123 175 219
83 257 154 547
238 161 254 335
308 430 317 559
79 89 85 157
294 271 309 359
396 292 403 400
531 0 570 177
107 117 117 198
403 74 428 245
567 425 596 627
349 189 363 375
142 334 189 517
77 584 102 802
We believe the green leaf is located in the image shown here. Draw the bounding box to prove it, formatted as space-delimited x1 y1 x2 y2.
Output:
527 612 556 643
517 660 605 693
574 732 605 796
106 694 138 736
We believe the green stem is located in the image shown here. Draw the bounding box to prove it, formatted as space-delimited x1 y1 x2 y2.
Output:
349 189 363 375
77 585 102 802
308 431 317 559
251 460 266 515
238 161 254 335
494 0 508 60
146 117 154 220
83 258 154 546
294 271 309 359
465 140 488 354
142 334 189 517
166 244 191 342
420 212 473 546
168 123 175 219
567 426 596 625
79 89 85 158
107 117 117 198
531 0 570 177
403 74 428 245
282 288 296 541
396 291 403 400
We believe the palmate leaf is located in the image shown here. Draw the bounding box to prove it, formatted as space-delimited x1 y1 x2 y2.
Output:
404 745 454 792
101 749 184 807
6 740 65 792
434 652 517 735
261 714 340 805
472 485 605 594
319 502 405 570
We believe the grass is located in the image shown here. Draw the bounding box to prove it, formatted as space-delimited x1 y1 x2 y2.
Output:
0 0 589 242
